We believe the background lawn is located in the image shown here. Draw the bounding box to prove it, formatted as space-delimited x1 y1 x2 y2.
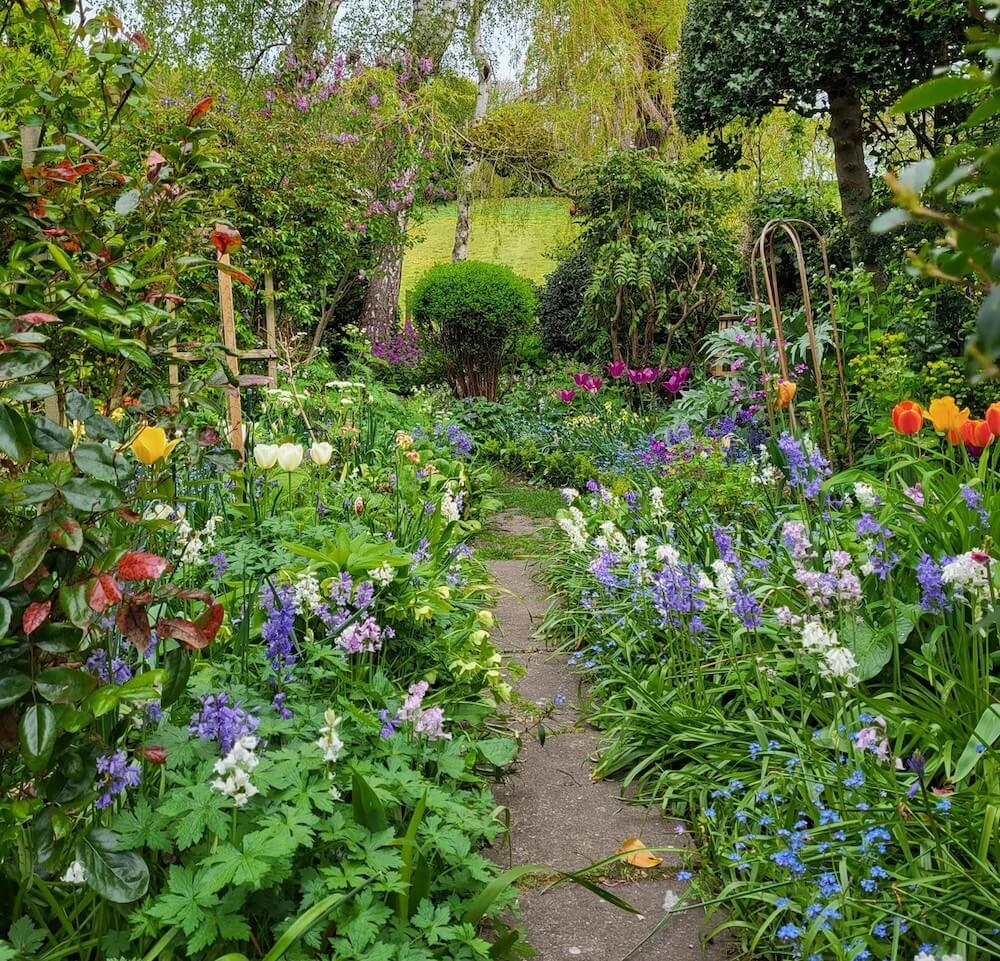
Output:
400 197 577 308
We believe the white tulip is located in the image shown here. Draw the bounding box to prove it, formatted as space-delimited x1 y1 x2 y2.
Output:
276 442 304 471
253 443 279 470
310 441 334 465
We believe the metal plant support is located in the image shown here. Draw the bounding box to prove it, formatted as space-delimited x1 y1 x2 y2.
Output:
750 218 853 466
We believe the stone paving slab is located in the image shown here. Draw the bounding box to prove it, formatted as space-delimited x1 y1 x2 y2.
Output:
483 515 730 961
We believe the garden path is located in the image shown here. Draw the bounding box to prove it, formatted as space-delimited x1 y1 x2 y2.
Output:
485 510 729 961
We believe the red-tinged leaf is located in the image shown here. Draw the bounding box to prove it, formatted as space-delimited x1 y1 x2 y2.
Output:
130 31 151 51
186 96 213 124
146 149 167 176
198 427 220 446
87 574 123 613
49 515 83 552
228 267 254 289
17 312 60 325
194 603 224 643
174 589 214 603
117 551 171 581
141 745 166 764
155 617 209 650
116 508 142 523
238 374 271 387
210 224 242 255
22 600 52 635
116 603 152 654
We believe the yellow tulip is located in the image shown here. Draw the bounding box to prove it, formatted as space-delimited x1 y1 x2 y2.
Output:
927 396 970 444
132 426 180 465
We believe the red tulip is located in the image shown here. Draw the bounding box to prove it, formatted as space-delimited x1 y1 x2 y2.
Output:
986 402 1000 436
960 418 993 450
891 401 924 435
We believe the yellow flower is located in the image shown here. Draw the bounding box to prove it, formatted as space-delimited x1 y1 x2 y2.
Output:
70 420 87 444
131 426 180 465
110 406 126 423
927 396 970 444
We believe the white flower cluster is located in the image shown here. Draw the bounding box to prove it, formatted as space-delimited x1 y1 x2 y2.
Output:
749 445 781 487
316 709 345 799
710 559 737 595
293 569 323 614
175 507 221 566
915 953 962 961
557 507 589 551
656 543 681 566
941 550 994 599
367 562 395 587
799 620 859 687
853 481 879 509
649 486 666 518
559 487 579 504
594 520 628 554
440 486 462 523
61 860 87 884
211 736 260 807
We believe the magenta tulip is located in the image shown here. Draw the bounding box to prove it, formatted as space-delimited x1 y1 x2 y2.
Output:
572 371 593 386
558 389 576 403
582 376 603 393
606 360 627 379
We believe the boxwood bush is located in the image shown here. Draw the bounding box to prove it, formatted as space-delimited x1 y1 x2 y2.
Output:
411 260 537 400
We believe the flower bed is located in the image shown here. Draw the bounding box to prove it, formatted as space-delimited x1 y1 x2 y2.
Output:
539 412 1000 961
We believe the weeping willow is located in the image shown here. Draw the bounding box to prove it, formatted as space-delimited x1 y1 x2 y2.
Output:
523 0 687 155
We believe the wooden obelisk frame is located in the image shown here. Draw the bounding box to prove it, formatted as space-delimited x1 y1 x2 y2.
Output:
167 229 278 456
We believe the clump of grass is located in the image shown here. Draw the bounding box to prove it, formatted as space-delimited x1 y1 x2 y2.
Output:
498 484 565 518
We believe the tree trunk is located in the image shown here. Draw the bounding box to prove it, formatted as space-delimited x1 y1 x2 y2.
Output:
359 0 460 332
452 0 492 262
827 86 872 265
287 0 340 56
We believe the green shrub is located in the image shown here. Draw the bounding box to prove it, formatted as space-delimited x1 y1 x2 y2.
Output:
411 260 537 400
538 249 593 355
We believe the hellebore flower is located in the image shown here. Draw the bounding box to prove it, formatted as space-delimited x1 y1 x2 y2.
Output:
558 389 576 403
986 402 1000 436
253 443 279 469
775 380 796 410
960 418 993 451
891 400 923 435
276 442 304 471
310 441 334 465
132 426 181 465
606 360 627 379
927 396 970 444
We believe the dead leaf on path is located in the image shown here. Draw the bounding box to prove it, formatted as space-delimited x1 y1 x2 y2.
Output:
616 837 662 869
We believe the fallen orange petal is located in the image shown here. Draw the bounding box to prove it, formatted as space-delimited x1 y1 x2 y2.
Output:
617 836 662 869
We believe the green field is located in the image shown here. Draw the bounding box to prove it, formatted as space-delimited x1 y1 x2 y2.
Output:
400 197 577 308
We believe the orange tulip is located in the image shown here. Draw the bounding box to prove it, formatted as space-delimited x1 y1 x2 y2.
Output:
986 402 1000 436
927 396 970 444
960 418 993 450
891 401 923 435
775 380 796 410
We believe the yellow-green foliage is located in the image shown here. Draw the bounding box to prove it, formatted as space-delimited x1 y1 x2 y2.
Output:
400 198 577 308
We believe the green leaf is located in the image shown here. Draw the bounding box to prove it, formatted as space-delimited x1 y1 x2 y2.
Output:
0 598 10 641
0 404 32 463
475 737 518 767
461 864 544 924
160 649 191 709
352 769 388 832
870 208 912 234
1 382 55 403
0 553 11 591
845 621 893 681
7 916 45 955
955 704 1000 782
893 75 980 113
0 673 31 709
59 477 123 512
64 390 94 423
20 704 57 771
77 828 149 903
11 518 50 583
0 348 51 380
30 416 73 453
35 667 97 704
73 442 133 482
114 189 140 215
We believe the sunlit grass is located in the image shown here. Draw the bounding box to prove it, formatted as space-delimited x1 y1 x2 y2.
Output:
400 197 577 307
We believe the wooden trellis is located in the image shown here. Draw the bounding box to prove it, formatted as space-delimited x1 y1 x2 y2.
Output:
168 236 278 457
710 312 742 378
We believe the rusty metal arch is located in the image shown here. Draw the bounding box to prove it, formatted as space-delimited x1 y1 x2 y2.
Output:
750 218 853 466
